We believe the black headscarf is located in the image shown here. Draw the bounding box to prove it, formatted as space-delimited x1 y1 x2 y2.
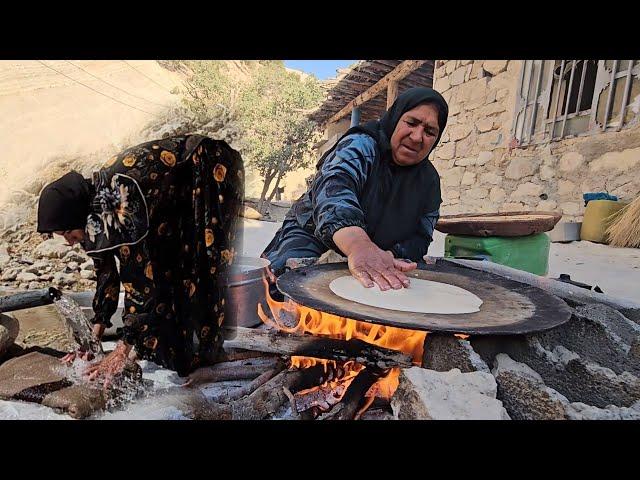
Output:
317 87 449 168
37 171 92 233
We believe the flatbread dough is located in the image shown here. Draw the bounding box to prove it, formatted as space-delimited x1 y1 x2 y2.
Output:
329 276 482 314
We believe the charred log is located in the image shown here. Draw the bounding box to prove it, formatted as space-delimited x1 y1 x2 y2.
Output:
319 367 385 420
207 362 287 404
184 357 281 387
192 364 326 420
218 348 279 363
224 327 412 369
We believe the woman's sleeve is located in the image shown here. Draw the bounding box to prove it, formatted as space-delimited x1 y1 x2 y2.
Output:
390 209 440 261
311 135 377 251
90 252 120 329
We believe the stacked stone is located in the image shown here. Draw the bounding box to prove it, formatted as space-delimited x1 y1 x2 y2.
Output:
432 60 640 221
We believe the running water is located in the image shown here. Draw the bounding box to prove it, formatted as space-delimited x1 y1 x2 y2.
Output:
0 294 251 419
52 294 103 356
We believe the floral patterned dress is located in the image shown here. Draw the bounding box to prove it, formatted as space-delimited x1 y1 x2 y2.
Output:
82 135 244 376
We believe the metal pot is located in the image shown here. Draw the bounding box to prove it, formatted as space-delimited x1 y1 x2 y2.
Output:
220 256 271 328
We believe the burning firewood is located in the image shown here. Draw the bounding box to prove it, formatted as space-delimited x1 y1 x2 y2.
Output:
224 327 413 369
291 359 366 418
318 367 385 421
294 383 346 415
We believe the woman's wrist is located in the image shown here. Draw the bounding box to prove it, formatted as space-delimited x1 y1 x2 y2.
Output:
92 323 106 341
115 340 133 355
333 226 373 256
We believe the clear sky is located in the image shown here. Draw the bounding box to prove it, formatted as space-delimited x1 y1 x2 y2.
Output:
284 60 357 80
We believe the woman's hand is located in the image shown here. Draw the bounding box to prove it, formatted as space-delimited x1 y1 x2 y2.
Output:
347 242 417 290
84 341 132 390
61 350 95 363
333 226 416 290
61 324 105 364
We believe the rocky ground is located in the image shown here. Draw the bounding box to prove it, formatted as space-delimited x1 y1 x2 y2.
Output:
0 211 96 295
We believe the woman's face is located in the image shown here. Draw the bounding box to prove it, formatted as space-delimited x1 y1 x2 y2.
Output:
54 229 85 246
390 103 440 166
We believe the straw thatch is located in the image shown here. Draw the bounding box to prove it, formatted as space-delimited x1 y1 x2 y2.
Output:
606 196 640 248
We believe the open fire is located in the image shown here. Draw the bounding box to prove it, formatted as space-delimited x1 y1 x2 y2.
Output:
257 278 428 417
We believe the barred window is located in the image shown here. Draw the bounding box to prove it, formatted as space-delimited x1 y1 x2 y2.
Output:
512 60 640 145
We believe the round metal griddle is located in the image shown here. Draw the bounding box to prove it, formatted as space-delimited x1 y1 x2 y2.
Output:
435 211 562 237
277 262 572 335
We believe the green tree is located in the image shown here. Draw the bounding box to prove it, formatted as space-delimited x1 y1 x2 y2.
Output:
180 61 324 213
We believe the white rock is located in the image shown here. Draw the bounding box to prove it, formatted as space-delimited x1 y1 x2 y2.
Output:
240 205 263 220
476 151 494 166
502 202 526 211
1 268 19 281
450 67 467 86
391 367 510 420
483 60 508 76
566 402 640 420
80 270 96 280
588 147 640 173
454 157 476 167
435 142 456 160
539 165 555 181
53 272 76 286
466 187 489 199
505 157 538 180
32 260 50 271
537 199 558 211
80 261 94 271
0 244 10 268
34 238 71 259
456 133 478 156
461 171 477 186
489 187 507 202
492 353 542 382
441 167 464 187
559 152 584 172
448 124 473 142
560 202 581 216
557 180 576 196
476 118 494 133
67 262 79 271
16 272 38 282
63 251 88 263
0 314 19 357
511 182 543 199
480 172 502 185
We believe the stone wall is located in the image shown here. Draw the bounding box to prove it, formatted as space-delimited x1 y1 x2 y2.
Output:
432 60 640 220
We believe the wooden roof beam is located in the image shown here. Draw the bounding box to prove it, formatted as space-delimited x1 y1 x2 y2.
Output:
325 60 428 125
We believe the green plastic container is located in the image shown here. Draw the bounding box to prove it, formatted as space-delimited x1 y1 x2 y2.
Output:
444 233 551 276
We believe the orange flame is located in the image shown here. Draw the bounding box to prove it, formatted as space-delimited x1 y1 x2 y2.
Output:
257 278 427 405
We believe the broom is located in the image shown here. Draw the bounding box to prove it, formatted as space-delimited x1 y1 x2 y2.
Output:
606 196 640 248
